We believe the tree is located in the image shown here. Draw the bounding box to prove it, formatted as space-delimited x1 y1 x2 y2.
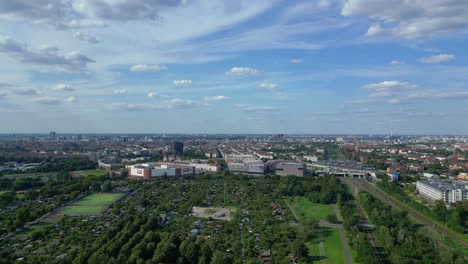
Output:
16 207 30 226
102 180 112 192
179 236 200 264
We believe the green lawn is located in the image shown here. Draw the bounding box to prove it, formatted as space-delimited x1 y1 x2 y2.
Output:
307 228 345 264
59 193 123 215
290 197 334 220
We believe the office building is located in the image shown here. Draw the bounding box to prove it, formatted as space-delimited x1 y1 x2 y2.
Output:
173 141 184 155
127 163 195 179
275 162 305 176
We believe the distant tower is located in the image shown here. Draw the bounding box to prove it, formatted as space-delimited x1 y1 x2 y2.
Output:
390 127 394 138
173 141 184 155
49 131 56 140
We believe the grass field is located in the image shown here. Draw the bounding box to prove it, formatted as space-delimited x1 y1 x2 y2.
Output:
290 196 334 220
60 193 123 215
307 228 345 263
81 170 109 177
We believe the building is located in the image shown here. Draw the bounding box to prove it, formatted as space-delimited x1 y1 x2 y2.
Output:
127 163 195 179
49 131 56 140
224 154 265 174
173 141 184 155
416 179 468 203
275 162 305 176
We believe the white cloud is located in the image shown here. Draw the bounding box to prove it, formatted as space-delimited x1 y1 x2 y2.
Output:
408 91 468 99
368 91 393 97
113 89 127 95
130 64 166 72
389 60 404 65
12 88 40 95
259 83 279 89
362 81 417 91
0 35 95 72
55 83 74 92
420 54 455 64
388 98 402 104
66 96 77 102
205 95 229 101
226 67 259 75
165 98 195 109
174 80 193 86
235 104 278 112
0 91 7 99
32 97 61 105
342 0 468 39
290 58 303 63
147 92 159 98
73 31 99 44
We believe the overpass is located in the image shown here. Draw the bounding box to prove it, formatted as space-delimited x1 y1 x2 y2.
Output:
307 160 376 178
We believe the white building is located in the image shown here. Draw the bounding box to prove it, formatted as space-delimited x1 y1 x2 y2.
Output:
416 179 468 203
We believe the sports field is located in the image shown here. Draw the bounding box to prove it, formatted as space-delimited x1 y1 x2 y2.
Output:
307 228 345 263
290 196 334 220
60 193 123 215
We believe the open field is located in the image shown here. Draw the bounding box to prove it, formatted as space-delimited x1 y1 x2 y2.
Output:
59 193 123 215
192 206 232 221
17 215 63 239
290 197 334 220
307 228 345 264
70 170 109 178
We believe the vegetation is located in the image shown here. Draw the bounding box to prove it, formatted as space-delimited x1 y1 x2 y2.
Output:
359 191 466 264
377 180 467 234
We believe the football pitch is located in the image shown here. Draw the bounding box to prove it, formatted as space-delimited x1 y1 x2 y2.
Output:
60 193 123 215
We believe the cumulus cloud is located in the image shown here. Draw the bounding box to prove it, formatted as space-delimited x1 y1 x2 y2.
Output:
235 104 278 112
66 96 77 102
32 97 61 105
205 95 229 101
0 35 95 72
130 64 166 72
259 83 279 89
174 80 193 86
73 31 99 44
226 67 258 75
388 98 402 105
342 0 468 39
362 81 417 91
290 58 303 63
147 92 159 98
420 54 455 64
12 88 40 95
113 89 128 95
55 83 74 92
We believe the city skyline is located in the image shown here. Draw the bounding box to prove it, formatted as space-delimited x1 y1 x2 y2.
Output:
1 0 468 134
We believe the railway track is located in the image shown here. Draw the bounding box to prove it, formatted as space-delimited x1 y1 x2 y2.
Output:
341 177 468 249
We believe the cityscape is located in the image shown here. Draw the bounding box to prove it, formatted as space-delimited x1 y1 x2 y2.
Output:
1 1 468 264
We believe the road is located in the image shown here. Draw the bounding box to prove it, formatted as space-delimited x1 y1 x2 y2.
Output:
341 177 468 249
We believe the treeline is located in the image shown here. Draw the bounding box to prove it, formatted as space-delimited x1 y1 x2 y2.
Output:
377 181 466 233
338 190 379 264
359 191 465 264
278 176 343 204
30 158 96 173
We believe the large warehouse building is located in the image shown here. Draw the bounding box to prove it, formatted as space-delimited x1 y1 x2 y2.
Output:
275 162 305 176
127 163 195 179
416 179 468 203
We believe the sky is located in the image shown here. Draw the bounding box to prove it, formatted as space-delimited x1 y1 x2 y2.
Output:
0 0 467 135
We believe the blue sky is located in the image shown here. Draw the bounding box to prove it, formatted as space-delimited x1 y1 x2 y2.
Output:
0 0 467 134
